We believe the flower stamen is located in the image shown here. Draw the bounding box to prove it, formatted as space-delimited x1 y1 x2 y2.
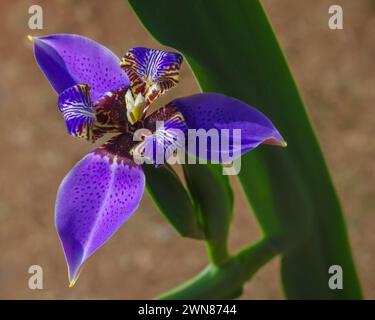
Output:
125 89 146 125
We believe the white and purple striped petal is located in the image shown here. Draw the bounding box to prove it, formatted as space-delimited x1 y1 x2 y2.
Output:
32 34 129 102
133 107 187 166
55 134 145 285
121 47 182 108
169 93 286 162
58 84 99 142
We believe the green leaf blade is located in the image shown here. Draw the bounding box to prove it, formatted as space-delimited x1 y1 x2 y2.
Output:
144 164 204 240
183 164 233 265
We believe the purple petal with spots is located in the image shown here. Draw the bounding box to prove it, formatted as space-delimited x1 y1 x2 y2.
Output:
55 135 144 285
170 93 286 162
32 34 129 102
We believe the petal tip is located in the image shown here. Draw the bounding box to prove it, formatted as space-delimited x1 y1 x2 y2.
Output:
276 135 288 147
263 135 287 148
68 279 77 288
68 266 82 288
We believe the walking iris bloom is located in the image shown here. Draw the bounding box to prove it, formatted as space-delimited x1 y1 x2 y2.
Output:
30 34 286 286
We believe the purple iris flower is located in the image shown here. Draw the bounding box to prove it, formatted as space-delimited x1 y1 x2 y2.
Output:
30 34 286 286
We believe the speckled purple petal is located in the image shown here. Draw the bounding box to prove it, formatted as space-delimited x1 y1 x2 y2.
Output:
55 135 144 285
32 34 129 102
170 93 286 162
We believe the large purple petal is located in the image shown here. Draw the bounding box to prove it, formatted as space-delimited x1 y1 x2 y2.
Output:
55 134 145 285
121 47 182 108
32 34 129 102
169 93 286 162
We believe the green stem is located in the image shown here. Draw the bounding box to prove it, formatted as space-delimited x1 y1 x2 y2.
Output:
205 238 230 266
158 237 280 300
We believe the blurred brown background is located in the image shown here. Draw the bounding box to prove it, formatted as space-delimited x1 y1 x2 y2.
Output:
0 0 373 299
